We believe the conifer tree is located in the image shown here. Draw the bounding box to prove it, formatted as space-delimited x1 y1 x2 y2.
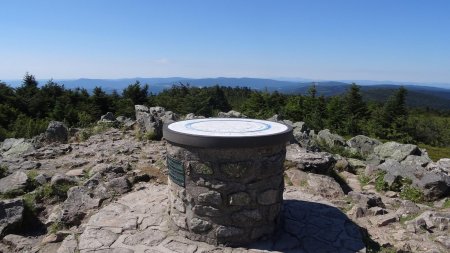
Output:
344 84 367 135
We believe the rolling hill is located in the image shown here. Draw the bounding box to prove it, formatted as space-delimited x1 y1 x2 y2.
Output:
3 77 450 110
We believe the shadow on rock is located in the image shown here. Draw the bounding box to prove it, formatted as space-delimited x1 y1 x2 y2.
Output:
248 200 366 253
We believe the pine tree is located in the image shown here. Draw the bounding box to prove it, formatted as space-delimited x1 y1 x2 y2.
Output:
382 86 411 141
122 81 149 105
326 96 346 134
343 84 367 135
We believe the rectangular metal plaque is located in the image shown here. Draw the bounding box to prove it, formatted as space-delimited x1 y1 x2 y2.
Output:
167 156 185 187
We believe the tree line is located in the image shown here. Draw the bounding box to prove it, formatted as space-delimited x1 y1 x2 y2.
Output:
1 73 449 147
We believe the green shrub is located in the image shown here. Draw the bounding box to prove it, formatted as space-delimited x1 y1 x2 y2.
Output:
78 128 93 141
316 139 365 160
31 182 74 203
399 213 419 225
76 123 111 142
0 165 8 178
375 171 389 192
52 183 74 200
92 123 111 134
443 199 450 209
136 130 157 141
26 170 39 180
358 174 371 187
0 189 25 199
26 170 40 189
23 192 37 215
400 184 423 203
36 184 54 200
48 222 63 234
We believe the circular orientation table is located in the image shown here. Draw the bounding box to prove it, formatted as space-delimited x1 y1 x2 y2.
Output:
163 118 293 246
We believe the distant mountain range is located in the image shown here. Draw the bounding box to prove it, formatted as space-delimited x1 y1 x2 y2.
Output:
3 77 450 110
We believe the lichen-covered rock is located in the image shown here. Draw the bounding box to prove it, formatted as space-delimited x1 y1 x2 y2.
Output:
267 114 283 122
99 112 116 122
60 186 102 226
348 191 385 209
0 171 28 195
409 211 450 231
346 135 381 157
116 116 135 129
50 173 77 187
217 110 247 118
56 234 78 253
135 105 177 139
106 176 131 194
316 129 346 149
286 144 335 174
135 105 162 137
1 139 26 152
378 159 450 200
347 158 367 170
285 169 345 199
184 113 205 120
374 141 421 162
427 158 450 175
0 198 24 238
401 155 432 167
45 121 69 143
1 138 34 158
2 234 36 251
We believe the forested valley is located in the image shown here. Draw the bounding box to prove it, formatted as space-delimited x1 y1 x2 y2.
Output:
1 73 450 151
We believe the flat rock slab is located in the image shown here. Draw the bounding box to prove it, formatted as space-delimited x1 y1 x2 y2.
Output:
74 183 366 253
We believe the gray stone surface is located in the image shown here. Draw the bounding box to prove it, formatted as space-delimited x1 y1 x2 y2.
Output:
106 176 131 194
57 234 78 253
184 113 205 120
100 112 116 122
217 110 247 118
0 198 24 238
2 234 36 251
1 138 25 152
378 159 450 200
373 141 421 162
286 144 335 174
347 158 367 170
316 129 346 149
348 191 385 209
427 158 450 175
60 186 103 226
1 138 34 158
346 135 382 157
285 169 345 199
50 173 77 187
135 105 163 138
0 171 28 195
401 155 432 167
116 116 135 129
291 122 317 150
45 121 69 143
68 183 366 253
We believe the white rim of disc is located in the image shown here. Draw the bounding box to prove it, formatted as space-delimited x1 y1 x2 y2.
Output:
167 118 289 137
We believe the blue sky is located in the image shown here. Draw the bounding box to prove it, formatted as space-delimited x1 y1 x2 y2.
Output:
1 0 450 84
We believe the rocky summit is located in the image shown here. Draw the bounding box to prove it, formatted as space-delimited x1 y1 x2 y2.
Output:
0 108 449 253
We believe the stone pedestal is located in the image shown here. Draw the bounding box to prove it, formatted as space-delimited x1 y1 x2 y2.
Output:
163 118 292 246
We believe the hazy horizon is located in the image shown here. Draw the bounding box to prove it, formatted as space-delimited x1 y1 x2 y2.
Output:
3 76 450 90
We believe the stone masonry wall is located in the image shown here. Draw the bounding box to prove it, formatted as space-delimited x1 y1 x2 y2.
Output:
166 142 286 246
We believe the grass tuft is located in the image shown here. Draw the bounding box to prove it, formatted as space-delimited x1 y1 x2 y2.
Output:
375 171 389 192
443 199 450 209
0 165 8 178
